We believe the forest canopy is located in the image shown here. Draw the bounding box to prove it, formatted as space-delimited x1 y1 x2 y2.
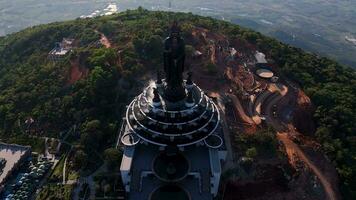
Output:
0 9 355 199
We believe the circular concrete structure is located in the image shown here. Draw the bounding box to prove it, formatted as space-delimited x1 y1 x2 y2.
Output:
204 134 223 149
256 69 274 79
150 185 191 200
121 133 140 146
125 81 220 147
152 153 190 182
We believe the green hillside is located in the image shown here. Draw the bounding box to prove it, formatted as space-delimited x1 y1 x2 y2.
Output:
0 9 355 199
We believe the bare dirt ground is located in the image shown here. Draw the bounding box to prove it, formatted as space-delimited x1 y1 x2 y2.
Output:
68 58 88 85
292 90 316 135
278 132 339 200
81 25 340 200
225 63 255 92
228 94 255 125
185 26 341 200
67 30 112 85
94 29 112 48
261 81 340 200
100 33 111 48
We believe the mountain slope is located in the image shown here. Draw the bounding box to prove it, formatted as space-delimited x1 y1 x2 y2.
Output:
0 9 355 199
1 0 356 68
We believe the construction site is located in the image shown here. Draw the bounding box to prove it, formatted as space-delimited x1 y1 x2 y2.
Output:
181 26 340 200
59 24 341 200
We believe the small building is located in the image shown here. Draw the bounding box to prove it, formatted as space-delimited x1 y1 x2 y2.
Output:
192 50 203 59
0 143 31 193
255 51 267 64
48 38 74 62
225 47 238 62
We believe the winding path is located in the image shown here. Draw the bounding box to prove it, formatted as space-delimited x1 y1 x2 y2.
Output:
94 30 112 48
262 83 289 131
228 94 255 125
261 83 338 200
277 133 337 200
62 155 68 184
99 33 111 48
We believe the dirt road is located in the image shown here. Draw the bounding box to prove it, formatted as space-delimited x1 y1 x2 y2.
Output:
264 84 289 131
94 30 111 48
228 94 255 124
263 83 338 200
277 133 338 200
100 33 111 48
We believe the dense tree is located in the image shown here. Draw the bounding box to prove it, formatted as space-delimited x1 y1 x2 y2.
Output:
80 120 104 151
246 147 257 158
104 148 122 171
0 9 354 199
73 150 88 170
88 48 117 68
205 62 218 74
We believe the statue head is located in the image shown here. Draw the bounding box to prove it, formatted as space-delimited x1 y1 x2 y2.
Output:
170 21 181 38
163 20 187 102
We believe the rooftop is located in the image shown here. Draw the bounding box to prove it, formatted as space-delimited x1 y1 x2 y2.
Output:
255 51 267 64
256 68 274 79
0 143 31 185
127 144 213 200
125 81 220 147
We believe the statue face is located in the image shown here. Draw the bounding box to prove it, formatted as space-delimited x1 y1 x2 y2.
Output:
171 32 178 38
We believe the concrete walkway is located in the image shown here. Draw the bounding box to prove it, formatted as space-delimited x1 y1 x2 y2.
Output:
72 163 107 200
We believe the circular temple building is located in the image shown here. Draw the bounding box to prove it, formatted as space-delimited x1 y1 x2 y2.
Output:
119 22 227 200
125 81 220 147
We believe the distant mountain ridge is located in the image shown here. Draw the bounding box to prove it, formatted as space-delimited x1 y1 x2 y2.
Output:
1 0 356 68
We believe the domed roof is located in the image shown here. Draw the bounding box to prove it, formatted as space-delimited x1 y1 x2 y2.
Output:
204 134 223 149
152 152 189 182
150 185 190 200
